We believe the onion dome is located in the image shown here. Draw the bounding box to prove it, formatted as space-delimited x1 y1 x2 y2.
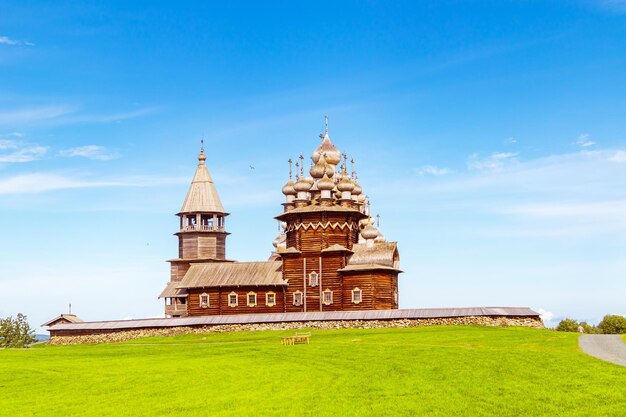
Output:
310 153 335 179
310 154 327 179
198 149 207 162
375 230 386 242
337 175 355 192
361 223 379 240
317 173 335 191
282 179 296 196
294 176 312 192
352 180 362 196
312 133 342 166
304 175 315 186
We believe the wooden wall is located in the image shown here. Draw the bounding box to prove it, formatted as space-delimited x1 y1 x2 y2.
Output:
178 232 226 260
280 210 399 313
186 286 286 316
169 261 191 282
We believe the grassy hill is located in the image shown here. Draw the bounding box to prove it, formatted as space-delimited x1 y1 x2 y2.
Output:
1 326 624 416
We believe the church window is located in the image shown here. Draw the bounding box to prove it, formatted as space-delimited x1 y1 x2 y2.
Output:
228 292 238 307
266 291 276 307
308 271 319 287
322 289 333 305
247 292 257 307
199 293 209 308
351 288 362 304
293 290 303 306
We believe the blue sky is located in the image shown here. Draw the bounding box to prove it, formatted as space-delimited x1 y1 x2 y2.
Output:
1 1 625 331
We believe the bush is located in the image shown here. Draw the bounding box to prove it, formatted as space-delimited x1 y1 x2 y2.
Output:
555 318 580 332
597 315 626 334
0 313 37 348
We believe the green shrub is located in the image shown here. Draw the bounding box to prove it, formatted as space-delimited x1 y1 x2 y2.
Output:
555 318 580 332
0 313 37 348
597 315 626 334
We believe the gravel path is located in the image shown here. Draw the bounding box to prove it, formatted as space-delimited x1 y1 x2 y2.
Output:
579 334 626 366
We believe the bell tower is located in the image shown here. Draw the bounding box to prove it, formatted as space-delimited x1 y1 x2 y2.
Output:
169 145 230 282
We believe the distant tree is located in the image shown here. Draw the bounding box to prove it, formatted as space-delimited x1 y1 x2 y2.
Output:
597 315 626 334
579 322 599 334
555 318 579 332
0 313 37 348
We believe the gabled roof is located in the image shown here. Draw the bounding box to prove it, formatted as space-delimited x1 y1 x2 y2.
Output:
179 150 225 214
321 244 353 253
159 281 189 298
177 261 286 288
41 314 83 327
349 242 398 268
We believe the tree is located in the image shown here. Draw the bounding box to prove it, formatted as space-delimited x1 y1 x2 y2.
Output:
0 313 37 348
555 318 579 332
597 315 626 334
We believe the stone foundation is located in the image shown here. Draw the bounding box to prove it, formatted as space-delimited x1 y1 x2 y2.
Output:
49 315 543 345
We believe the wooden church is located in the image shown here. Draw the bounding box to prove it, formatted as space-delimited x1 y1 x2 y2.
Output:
159 120 401 317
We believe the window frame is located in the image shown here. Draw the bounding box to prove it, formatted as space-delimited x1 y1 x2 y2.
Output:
199 292 209 308
308 271 319 287
266 291 276 307
351 287 362 304
293 290 303 306
247 291 257 307
228 291 238 307
322 288 333 305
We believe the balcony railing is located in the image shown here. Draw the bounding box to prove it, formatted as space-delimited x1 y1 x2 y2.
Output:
181 224 225 232
165 304 188 314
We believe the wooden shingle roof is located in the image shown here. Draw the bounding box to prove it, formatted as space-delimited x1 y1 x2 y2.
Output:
159 281 188 298
177 261 286 288
179 151 225 214
349 242 398 268
41 314 83 327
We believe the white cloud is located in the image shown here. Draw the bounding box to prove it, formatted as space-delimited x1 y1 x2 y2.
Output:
66 107 158 124
576 133 595 148
0 173 123 194
467 151 518 172
415 165 450 176
0 36 34 47
0 105 156 126
0 142 48 162
0 172 187 195
0 106 74 125
374 147 626 239
499 201 626 218
59 145 119 161
608 150 626 163
0 132 23 139
536 308 555 326
505 137 517 145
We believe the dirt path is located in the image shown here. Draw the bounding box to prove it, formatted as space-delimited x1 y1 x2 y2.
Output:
579 334 626 366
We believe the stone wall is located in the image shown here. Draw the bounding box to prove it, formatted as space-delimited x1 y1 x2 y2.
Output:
49 315 543 345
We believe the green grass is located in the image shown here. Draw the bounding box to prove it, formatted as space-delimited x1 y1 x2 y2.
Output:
1 326 625 416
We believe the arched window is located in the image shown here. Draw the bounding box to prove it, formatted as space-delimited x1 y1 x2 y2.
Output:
308 271 319 287
351 287 362 304
199 293 209 308
228 291 238 307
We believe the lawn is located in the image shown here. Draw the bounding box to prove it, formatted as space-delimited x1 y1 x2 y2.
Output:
1 326 625 416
